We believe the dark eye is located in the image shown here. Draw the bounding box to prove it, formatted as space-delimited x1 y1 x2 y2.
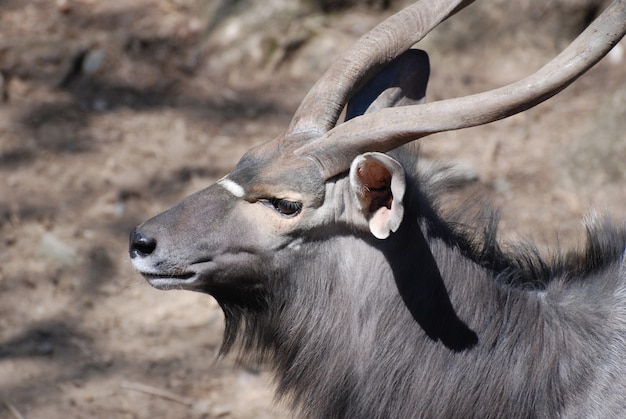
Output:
268 198 302 217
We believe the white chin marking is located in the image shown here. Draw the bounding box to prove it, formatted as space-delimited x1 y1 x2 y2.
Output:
218 178 245 198
148 276 198 289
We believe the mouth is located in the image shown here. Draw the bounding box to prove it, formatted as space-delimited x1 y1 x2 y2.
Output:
131 256 213 291
140 271 199 290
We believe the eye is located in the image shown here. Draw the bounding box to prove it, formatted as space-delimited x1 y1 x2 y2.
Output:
263 198 303 217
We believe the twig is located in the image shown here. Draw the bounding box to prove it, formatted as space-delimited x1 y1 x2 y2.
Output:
120 381 195 406
2 400 25 419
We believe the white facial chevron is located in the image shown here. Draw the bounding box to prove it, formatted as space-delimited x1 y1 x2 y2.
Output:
218 177 245 198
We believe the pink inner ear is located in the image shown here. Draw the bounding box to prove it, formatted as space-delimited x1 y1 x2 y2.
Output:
357 161 393 212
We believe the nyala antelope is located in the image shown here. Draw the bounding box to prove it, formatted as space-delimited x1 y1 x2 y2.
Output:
130 0 626 417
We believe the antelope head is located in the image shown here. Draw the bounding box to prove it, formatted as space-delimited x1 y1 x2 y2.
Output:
129 0 625 341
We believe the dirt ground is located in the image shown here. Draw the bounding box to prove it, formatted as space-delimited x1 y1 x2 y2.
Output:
0 0 625 418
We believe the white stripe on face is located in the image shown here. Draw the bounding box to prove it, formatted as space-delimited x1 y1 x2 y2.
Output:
218 178 245 198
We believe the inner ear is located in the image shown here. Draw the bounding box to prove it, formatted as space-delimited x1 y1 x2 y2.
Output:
360 163 393 212
350 153 406 239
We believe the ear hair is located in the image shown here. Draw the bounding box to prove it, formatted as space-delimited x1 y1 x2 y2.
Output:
349 153 406 239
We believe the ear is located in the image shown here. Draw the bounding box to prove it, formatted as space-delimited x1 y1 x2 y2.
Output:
349 153 406 239
344 49 430 121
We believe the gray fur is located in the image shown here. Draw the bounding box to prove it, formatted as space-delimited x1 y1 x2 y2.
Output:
131 153 626 418
213 160 626 418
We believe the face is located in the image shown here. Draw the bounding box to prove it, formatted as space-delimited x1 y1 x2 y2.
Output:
129 140 331 295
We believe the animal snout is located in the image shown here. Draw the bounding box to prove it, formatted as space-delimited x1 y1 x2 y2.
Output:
129 228 157 258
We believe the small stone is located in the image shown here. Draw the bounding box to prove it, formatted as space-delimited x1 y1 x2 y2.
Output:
82 49 106 75
56 0 72 13
37 232 79 267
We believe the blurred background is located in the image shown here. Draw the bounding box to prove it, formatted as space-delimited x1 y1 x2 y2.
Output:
0 0 624 417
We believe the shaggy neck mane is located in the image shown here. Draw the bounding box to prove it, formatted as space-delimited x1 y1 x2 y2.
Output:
215 165 626 418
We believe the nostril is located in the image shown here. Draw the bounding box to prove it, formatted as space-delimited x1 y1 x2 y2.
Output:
129 228 157 258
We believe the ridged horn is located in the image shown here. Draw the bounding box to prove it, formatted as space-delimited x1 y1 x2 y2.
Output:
295 0 626 180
